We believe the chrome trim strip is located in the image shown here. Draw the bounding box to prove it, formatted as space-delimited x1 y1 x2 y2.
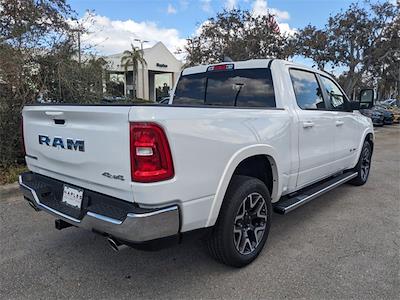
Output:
86 211 123 225
283 172 358 214
19 175 81 223
126 206 178 218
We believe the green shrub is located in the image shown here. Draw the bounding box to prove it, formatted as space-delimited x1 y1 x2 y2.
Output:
0 165 28 184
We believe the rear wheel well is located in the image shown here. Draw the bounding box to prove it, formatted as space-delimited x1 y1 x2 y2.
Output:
232 155 274 195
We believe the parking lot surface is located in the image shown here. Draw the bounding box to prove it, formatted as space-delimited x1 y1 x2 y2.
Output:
0 126 399 299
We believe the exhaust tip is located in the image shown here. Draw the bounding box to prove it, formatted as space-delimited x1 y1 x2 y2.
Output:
107 237 121 252
27 200 40 212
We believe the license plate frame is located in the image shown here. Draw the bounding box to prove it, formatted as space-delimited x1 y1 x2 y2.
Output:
62 185 84 209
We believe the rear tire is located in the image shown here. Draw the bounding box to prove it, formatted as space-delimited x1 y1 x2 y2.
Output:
349 141 372 186
207 175 272 267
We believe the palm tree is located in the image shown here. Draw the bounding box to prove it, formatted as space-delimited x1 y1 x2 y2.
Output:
120 44 147 98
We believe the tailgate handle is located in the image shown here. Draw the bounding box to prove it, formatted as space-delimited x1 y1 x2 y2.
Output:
45 111 64 116
54 119 65 125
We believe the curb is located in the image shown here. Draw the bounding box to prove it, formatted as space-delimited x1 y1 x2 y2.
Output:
0 182 20 200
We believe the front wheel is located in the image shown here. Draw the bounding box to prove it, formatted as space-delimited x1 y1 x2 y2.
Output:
349 141 372 186
207 175 272 267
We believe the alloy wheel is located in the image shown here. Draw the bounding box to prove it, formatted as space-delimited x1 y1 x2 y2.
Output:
360 147 371 181
233 192 268 255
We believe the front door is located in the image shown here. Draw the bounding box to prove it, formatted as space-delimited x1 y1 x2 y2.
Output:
319 75 360 171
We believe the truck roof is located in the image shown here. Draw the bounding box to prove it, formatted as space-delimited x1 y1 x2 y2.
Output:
182 58 333 79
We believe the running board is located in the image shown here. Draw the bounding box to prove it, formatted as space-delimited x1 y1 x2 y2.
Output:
273 172 358 214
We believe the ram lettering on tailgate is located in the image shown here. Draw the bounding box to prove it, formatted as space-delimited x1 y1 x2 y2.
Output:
38 135 85 152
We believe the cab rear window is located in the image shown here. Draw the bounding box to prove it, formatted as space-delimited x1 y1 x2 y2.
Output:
173 68 276 108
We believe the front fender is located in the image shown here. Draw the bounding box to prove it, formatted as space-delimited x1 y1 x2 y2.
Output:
206 144 282 227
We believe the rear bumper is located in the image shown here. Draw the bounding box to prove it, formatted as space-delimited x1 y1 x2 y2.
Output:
19 172 180 244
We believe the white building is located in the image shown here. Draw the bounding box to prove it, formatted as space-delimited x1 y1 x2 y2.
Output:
105 42 182 101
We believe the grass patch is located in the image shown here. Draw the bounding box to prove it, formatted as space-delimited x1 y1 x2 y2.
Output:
0 164 27 185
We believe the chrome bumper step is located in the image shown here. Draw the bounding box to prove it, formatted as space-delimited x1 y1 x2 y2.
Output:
273 172 358 214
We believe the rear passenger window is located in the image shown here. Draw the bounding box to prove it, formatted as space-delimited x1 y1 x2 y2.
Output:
173 68 275 108
290 69 325 110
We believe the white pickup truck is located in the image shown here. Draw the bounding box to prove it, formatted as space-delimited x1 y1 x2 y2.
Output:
20 59 375 267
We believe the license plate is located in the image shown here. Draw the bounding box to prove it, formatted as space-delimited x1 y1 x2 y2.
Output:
62 185 83 209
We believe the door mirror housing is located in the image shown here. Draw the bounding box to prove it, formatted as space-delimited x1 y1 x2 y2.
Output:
359 89 374 109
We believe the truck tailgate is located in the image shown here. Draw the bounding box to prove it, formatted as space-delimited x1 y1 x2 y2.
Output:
22 105 133 202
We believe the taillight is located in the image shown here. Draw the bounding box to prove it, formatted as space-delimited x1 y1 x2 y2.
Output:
130 122 174 183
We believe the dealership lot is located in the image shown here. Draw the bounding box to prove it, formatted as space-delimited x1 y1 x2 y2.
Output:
0 125 399 300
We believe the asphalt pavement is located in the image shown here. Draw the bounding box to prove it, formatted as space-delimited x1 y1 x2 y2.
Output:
0 125 399 299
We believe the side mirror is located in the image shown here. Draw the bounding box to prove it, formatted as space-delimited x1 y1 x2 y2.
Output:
359 89 374 109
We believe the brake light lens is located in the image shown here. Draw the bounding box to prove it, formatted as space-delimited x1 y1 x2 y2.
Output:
207 64 234 72
130 122 174 182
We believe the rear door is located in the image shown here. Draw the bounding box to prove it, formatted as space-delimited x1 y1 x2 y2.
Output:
23 105 133 201
289 69 336 188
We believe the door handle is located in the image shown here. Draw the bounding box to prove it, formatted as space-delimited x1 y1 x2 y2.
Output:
336 120 344 126
303 121 314 128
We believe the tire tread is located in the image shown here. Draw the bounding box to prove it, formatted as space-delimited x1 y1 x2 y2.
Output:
207 175 271 267
349 141 372 186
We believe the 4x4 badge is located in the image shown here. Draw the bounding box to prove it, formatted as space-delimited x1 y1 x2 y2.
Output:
102 172 125 181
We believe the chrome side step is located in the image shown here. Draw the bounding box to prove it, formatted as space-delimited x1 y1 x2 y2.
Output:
273 172 358 214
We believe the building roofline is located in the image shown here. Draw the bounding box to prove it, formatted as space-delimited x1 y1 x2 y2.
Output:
104 41 167 58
